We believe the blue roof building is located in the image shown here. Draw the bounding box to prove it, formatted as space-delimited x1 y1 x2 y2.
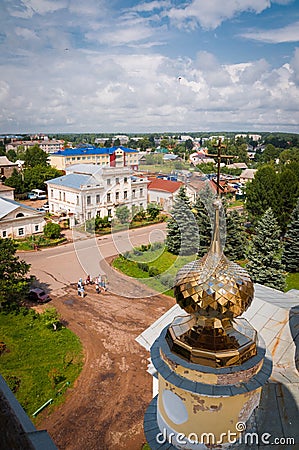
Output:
49 146 140 171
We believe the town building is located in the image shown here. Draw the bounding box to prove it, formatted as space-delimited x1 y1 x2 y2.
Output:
0 184 15 200
240 168 257 183
5 140 63 154
147 178 183 212
0 156 19 181
46 164 148 226
0 197 45 238
49 146 140 171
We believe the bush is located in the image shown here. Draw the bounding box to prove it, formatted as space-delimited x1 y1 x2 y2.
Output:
40 307 61 330
150 242 163 251
149 266 160 277
43 222 61 239
137 262 149 272
160 273 174 289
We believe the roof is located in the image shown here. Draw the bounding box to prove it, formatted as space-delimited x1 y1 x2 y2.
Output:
0 156 18 167
0 197 42 219
226 162 248 169
51 146 138 157
65 164 104 175
46 173 94 189
0 184 15 192
148 178 183 193
240 168 257 179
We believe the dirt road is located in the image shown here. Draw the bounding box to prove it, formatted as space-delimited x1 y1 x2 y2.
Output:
39 282 174 450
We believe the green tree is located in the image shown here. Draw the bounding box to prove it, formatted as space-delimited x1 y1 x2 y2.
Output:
23 165 63 192
275 168 298 233
43 222 61 239
224 210 247 261
0 238 31 306
147 203 161 221
260 144 280 163
23 145 49 168
115 205 130 224
4 168 25 194
166 187 199 256
192 194 212 257
282 199 299 272
246 208 285 291
245 165 278 221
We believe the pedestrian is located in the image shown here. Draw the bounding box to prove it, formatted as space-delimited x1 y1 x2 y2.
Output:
102 274 108 291
95 282 100 294
80 285 85 298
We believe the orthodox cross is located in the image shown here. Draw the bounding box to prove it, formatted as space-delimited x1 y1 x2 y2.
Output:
207 138 234 196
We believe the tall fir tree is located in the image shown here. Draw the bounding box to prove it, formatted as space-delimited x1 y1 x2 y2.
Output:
224 209 247 262
166 186 199 256
282 199 299 272
246 208 285 291
193 189 213 258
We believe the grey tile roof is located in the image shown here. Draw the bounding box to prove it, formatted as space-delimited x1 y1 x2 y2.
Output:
46 173 95 189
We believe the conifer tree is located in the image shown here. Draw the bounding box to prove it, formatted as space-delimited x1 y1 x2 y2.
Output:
193 191 213 258
224 209 247 262
246 208 285 291
166 187 199 256
282 199 299 272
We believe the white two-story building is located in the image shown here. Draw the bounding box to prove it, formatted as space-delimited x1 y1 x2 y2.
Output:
46 164 148 226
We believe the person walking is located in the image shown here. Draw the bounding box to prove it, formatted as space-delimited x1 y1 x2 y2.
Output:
80 285 85 298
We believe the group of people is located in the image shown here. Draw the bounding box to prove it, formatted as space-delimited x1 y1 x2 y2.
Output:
77 274 108 297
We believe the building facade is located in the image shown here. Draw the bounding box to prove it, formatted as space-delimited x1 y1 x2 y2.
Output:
0 197 45 238
49 146 140 171
46 165 148 226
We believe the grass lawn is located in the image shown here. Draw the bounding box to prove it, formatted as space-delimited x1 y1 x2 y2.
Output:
0 308 83 421
113 245 195 297
285 272 299 291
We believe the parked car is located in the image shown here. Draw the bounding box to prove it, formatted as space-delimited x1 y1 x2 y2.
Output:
42 203 49 211
31 189 47 200
28 288 50 303
27 191 38 200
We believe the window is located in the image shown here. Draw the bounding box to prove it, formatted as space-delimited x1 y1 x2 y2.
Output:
124 191 127 199
116 192 119 201
86 195 91 205
59 191 62 201
107 179 111 186
124 177 127 183
18 227 24 236
35 225 39 232
16 212 24 218
51 189 53 198
87 212 91 220
132 189 136 198
63 192 66 202
2 230 7 238
140 188 143 197
116 177 119 184
76 195 79 205
107 193 111 202
96 194 100 203
108 209 112 217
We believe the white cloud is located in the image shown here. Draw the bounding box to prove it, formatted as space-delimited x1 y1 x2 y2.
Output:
240 21 299 43
9 0 67 18
166 0 271 30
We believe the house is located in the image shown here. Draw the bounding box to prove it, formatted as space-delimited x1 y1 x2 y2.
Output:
0 156 18 181
46 164 148 226
163 153 180 162
49 146 140 171
147 178 183 212
240 168 257 183
226 162 248 170
0 197 45 239
0 184 15 200
189 150 215 166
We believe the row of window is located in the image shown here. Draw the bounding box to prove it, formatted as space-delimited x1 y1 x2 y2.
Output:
2 224 39 238
50 187 145 205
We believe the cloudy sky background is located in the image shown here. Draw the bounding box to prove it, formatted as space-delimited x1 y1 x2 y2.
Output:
1 0 299 134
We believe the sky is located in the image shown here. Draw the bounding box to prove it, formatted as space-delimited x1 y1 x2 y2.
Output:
1 0 299 134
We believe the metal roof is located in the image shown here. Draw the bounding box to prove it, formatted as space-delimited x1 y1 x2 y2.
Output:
0 196 41 219
45 173 95 189
51 146 138 157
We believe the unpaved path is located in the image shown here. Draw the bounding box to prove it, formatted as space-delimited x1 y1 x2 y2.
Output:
39 282 174 450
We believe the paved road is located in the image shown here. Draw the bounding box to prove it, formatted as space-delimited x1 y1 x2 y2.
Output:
19 223 167 297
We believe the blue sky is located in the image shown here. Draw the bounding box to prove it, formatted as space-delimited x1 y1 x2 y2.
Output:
0 0 299 133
